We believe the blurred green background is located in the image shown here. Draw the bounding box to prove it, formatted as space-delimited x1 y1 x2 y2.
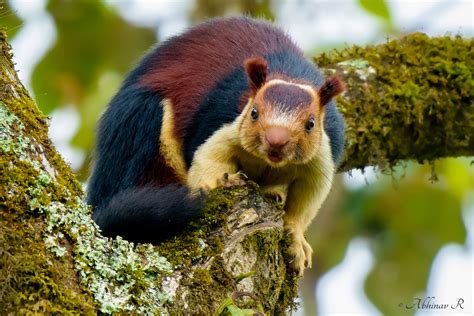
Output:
1 0 472 315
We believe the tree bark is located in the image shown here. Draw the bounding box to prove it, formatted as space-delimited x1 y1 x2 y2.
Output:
1 31 472 314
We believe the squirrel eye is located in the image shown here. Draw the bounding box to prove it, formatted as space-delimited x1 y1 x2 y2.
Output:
305 117 315 132
251 106 259 121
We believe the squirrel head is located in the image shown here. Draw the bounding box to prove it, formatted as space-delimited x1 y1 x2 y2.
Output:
239 57 345 167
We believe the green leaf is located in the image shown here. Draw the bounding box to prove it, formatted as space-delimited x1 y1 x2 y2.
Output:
358 0 392 24
215 297 234 316
226 305 245 315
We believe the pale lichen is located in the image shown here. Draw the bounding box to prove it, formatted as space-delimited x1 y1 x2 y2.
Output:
336 59 376 81
2 101 175 314
0 102 29 158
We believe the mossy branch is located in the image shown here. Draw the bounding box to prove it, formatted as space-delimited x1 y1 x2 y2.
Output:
1 31 473 314
317 33 474 171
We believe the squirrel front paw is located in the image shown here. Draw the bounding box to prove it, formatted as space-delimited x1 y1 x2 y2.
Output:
198 171 248 193
220 171 248 188
286 229 313 276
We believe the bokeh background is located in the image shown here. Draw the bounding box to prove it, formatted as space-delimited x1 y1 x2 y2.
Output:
1 0 472 315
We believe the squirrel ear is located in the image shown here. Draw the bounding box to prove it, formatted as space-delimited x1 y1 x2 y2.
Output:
244 57 268 92
318 76 345 106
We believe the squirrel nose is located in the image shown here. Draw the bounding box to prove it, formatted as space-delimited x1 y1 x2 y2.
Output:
265 126 289 148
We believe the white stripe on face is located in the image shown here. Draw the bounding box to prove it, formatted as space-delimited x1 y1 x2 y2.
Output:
266 110 299 128
266 79 315 96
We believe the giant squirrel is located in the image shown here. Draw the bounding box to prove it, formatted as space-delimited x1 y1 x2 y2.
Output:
88 16 345 274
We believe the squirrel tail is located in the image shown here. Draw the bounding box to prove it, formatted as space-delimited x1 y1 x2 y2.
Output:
92 185 204 243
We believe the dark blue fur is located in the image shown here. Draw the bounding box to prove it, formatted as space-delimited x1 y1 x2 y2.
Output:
87 88 162 210
322 100 345 165
88 50 160 209
183 67 247 166
183 50 345 167
88 51 203 243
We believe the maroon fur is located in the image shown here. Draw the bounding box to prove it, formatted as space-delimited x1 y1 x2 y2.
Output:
245 57 268 94
318 76 345 106
139 17 301 139
264 84 312 110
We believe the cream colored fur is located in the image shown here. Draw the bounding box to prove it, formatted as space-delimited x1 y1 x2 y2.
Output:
187 123 240 191
159 99 187 182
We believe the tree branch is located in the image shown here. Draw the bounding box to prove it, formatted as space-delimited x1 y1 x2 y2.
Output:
317 33 473 171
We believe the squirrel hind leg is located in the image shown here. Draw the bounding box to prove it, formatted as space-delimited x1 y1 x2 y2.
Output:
285 226 313 276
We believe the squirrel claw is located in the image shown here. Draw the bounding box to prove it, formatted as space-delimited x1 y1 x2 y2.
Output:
265 192 284 205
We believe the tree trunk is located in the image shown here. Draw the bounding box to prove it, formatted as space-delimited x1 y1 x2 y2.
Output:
1 31 472 314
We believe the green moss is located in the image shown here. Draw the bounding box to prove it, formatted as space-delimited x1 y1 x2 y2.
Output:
275 233 300 314
215 294 265 315
315 33 474 171
149 187 241 313
240 226 299 314
171 256 238 315
155 184 298 314
0 223 96 314
1 102 95 312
